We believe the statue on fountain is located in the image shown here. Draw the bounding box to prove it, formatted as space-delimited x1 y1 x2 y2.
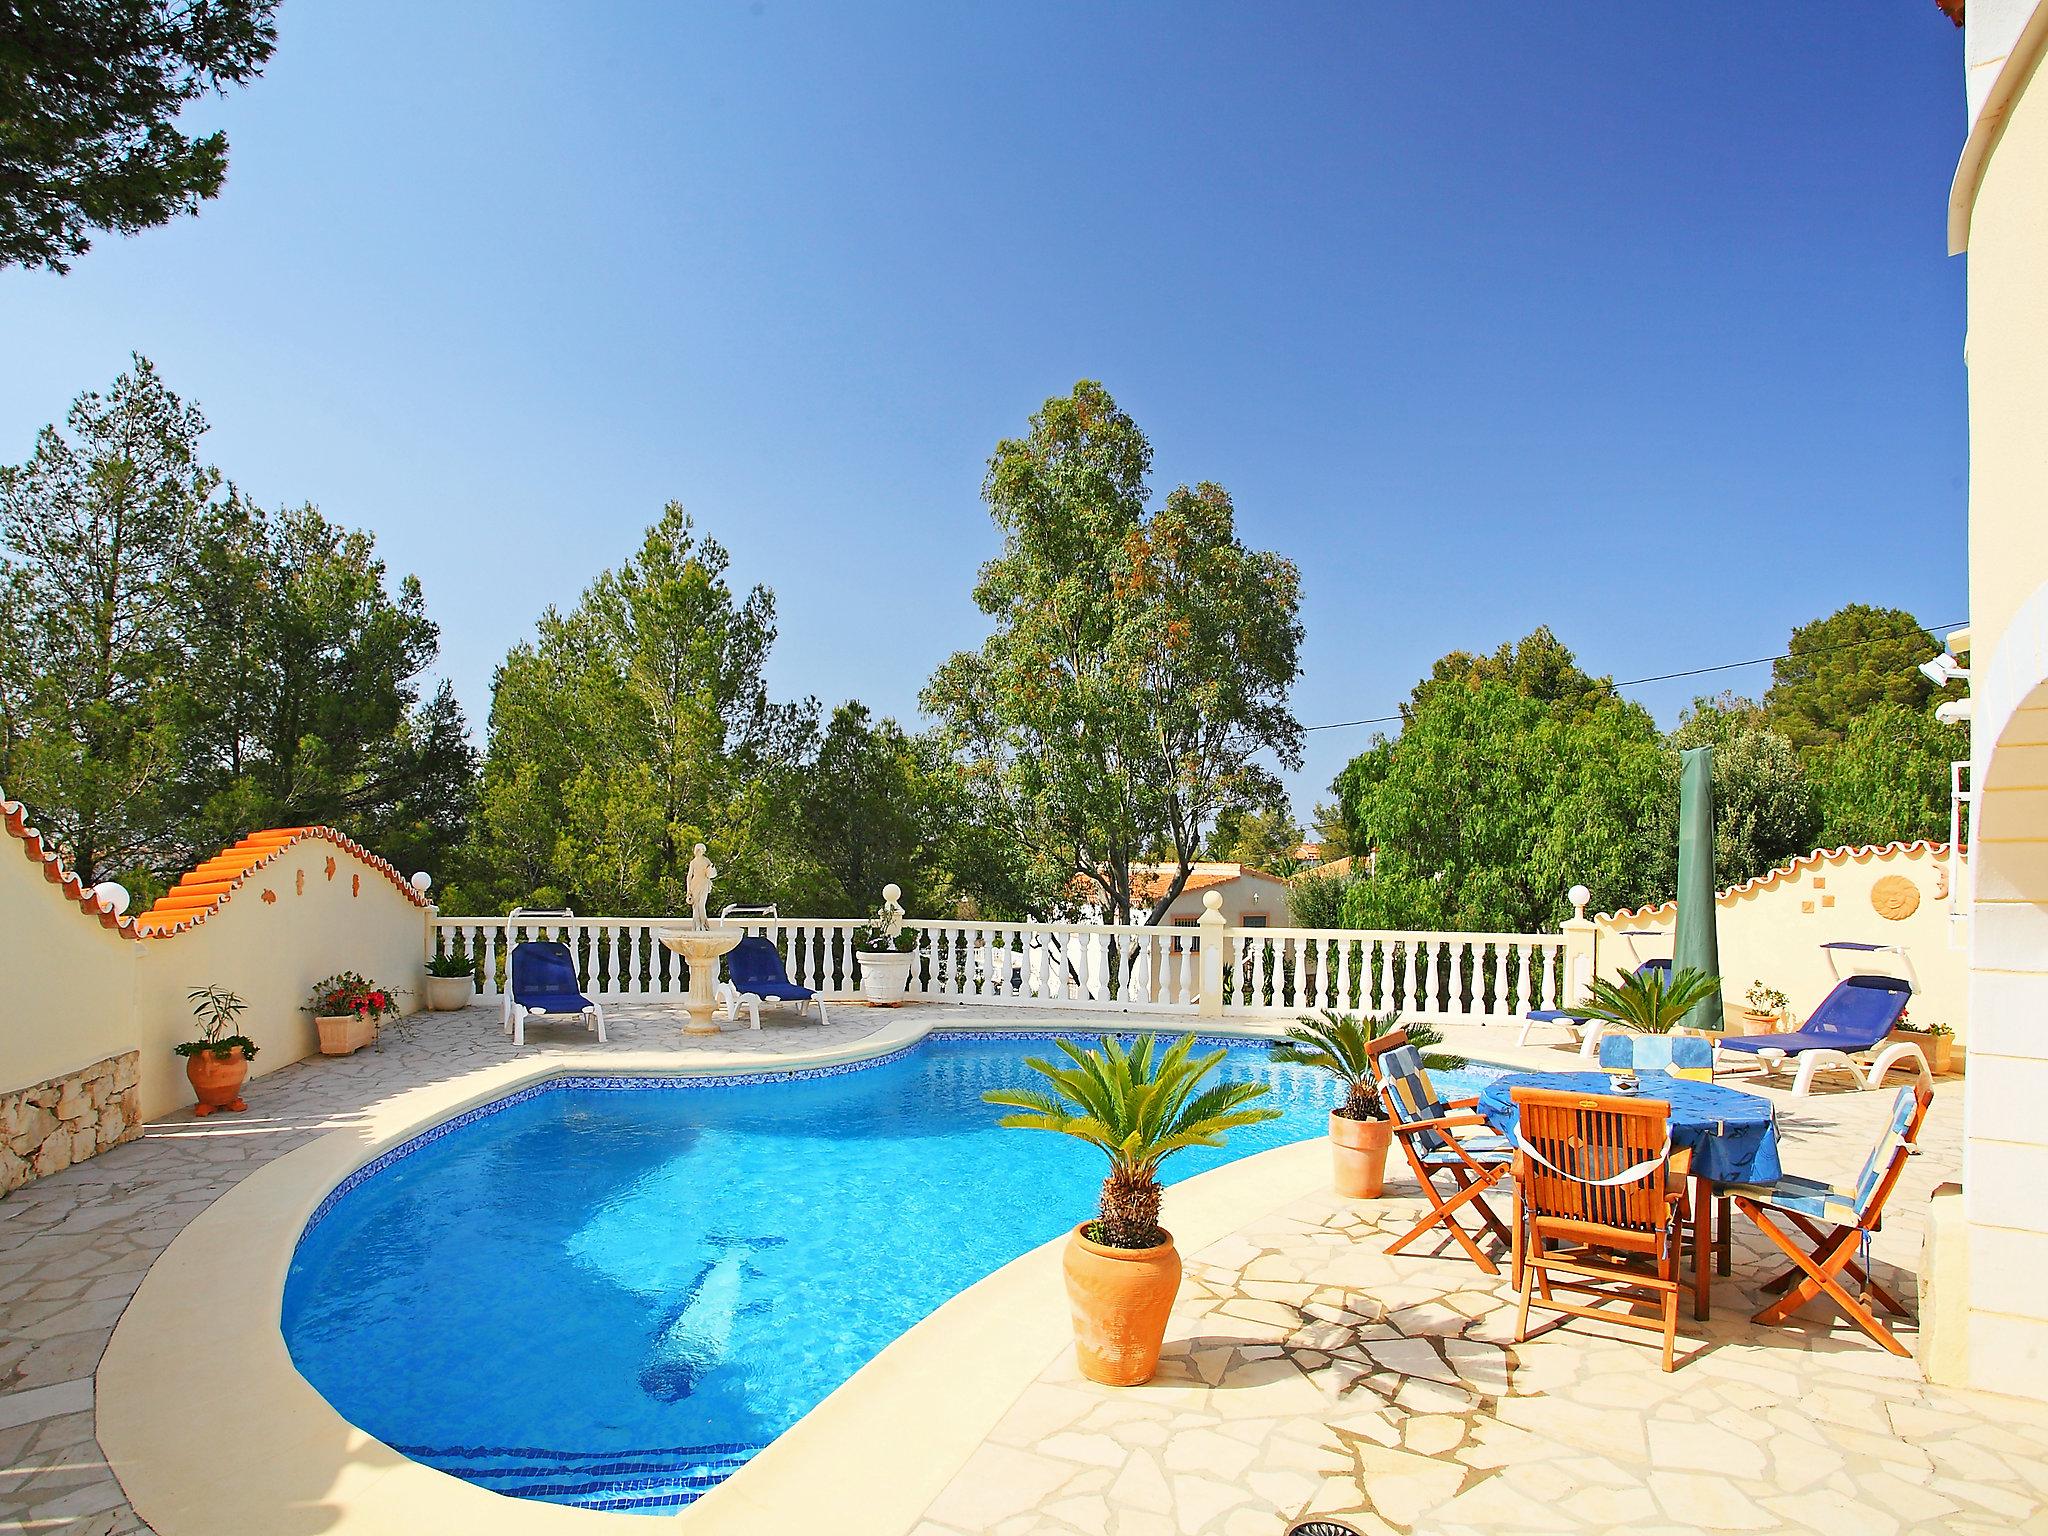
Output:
686 843 717 931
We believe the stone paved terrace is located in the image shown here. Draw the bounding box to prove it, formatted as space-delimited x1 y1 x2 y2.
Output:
0 1001 2037 1535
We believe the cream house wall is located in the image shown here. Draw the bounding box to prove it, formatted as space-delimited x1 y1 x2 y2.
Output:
129 840 433 1119
1152 874 1292 930
0 831 140 1093
1591 843 1965 1042
1949 0 2048 1403
1 817 435 1139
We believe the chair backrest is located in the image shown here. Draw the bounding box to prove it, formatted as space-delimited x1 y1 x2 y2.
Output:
728 935 791 990
1847 1084 1933 1226
1597 1032 1714 1081
1802 974 1912 1047
1366 1029 1450 1153
1636 958 1673 981
1512 1087 1674 1236
510 940 580 998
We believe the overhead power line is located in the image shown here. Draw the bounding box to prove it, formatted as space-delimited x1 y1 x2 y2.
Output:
1300 620 1968 735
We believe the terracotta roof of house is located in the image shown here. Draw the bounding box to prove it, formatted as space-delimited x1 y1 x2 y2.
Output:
1063 861 1286 907
1 795 138 936
133 826 431 937
1598 840 1954 923
1295 854 1356 882
1126 861 1285 905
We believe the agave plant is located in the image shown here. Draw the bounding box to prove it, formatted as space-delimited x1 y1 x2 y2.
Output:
984 1034 1281 1250
1268 1010 1464 1120
1575 965 1722 1035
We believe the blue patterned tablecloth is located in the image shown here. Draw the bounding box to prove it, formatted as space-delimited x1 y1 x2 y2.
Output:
1476 1070 1782 1186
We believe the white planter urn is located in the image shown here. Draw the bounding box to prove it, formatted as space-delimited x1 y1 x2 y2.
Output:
424 975 474 1012
858 950 914 1006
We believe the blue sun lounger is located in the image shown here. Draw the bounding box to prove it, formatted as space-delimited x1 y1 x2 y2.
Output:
719 935 827 1028
503 938 608 1047
1716 973 1925 1096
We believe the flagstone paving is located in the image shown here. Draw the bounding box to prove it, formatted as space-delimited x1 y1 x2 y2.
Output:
910 1055 2048 1536
0 1006 2030 1534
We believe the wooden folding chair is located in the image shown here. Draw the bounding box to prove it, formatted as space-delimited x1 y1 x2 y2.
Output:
1365 1030 1515 1275
1510 1086 1691 1371
1727 1084 1932 1356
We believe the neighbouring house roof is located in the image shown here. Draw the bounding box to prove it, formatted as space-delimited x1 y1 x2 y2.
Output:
1294 841 1323 863
1127 861 1286 905
1598 840 1954 923
1296 854 1356 882
1 795 138 936
1063 861 1288 909
133 826 431 937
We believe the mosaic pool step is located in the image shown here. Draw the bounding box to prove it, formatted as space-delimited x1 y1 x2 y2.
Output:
393 1440 765 1511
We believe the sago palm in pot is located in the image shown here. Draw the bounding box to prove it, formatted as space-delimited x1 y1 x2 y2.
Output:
985 1032 1279 1384
1269 1010 1464 1197
1575 966 1722 1035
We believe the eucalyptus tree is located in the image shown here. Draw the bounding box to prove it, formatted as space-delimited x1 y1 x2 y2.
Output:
923 381 1303 925
1813 702 1966 848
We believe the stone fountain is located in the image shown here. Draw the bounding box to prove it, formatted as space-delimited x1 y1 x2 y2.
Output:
658 843 742 1035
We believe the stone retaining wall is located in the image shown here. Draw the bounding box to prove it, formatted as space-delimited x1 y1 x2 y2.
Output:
0 1052 142 1193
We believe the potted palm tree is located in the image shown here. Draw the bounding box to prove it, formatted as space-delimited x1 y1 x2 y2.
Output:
1574 966 1722 1035
175 986 260 1116
1269 1010 1462 1198
984 1034 1279 1386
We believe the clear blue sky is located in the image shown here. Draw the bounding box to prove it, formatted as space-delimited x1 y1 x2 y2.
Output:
0 3 1968 819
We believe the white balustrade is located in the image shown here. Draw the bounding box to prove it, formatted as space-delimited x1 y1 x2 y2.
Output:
429 916 1566 1025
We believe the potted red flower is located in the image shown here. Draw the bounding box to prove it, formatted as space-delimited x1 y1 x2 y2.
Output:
309 973 397 1056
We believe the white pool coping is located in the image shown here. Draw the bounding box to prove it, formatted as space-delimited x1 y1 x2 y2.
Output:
97 1014 1339 1535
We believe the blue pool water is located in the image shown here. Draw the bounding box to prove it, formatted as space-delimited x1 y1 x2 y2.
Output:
282 1030 1495 1513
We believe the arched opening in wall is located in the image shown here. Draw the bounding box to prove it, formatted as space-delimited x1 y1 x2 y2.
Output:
1973 675 2048 974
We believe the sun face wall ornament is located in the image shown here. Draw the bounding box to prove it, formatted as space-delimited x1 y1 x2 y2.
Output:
1871 874 1921 921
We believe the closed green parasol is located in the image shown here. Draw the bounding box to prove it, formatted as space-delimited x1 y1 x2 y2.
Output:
1672 745 1723 1032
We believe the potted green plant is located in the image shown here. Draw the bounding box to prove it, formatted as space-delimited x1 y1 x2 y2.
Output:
855 884 919 1006
1573 965 1722 1035
1269 1010 1462 1198
175 987 260 1116
308 973 396 1055
1726 980 1791 1035
1889 1014 1956 1076
424 947 475 1011
984 1033 1279 1385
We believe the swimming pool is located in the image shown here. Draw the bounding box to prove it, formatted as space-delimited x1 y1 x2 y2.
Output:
282 1029 1496 1513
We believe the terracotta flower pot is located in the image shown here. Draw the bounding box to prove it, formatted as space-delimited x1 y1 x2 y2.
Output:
1890 1029 1955 1076
1328 1110 1393 1198
186 1046 249 1116
1723 1007 1782 1037
1062 1222 1181 1386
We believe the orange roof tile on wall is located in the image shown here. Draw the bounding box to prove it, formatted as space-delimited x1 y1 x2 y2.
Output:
130 826 431 937
1598 840 1954 923
1 794 139 936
